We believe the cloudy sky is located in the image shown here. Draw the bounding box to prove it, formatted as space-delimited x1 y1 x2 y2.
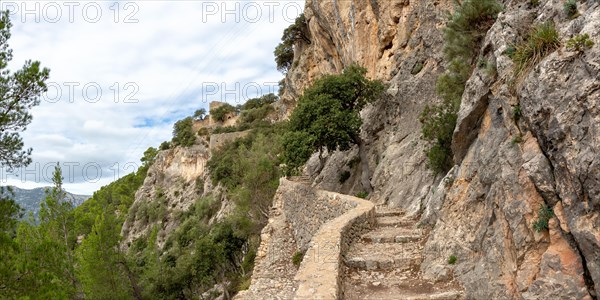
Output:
1 0 304 194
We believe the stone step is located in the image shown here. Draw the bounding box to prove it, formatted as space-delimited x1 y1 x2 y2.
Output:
377 216 417 227
343 268 464 300
344 242 423 271
375 207 404 217
344 288 464 300
362 227 424 243
288 175 311 183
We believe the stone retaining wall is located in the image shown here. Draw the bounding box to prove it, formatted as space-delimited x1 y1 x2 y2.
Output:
208 130 250 150
235 179 374 299
293 192 374 299
279 180 356 252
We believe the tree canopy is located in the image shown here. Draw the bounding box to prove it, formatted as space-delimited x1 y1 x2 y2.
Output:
282 64 384 192
0 10 50 168
172 117 195 147
274 14 309 73
210 103 236 123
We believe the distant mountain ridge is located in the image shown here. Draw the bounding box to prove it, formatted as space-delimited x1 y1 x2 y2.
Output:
2 186 90 219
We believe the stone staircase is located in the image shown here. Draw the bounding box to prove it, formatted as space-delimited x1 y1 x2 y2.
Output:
342 206 464 300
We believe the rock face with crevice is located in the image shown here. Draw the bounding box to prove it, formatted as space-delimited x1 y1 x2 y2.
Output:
259 0 600 299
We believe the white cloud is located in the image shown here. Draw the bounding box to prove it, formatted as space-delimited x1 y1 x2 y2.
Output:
0 0 304 194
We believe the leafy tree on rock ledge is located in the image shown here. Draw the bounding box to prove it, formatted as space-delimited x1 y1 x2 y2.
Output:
283 64 384 193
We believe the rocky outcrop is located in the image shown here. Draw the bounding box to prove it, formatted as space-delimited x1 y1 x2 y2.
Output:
422 1 599 299
520 6 600 294
273 0 600 299
285 0 453 216
121 143 215 249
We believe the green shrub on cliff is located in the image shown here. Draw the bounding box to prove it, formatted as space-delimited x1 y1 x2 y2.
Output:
566 33 594 52
275 14 309 73
532 204 554 232
420 0 502 173
282 64 384 193
210 103 237 123
563 0 578 19
513 22 560 76
172 117 196 147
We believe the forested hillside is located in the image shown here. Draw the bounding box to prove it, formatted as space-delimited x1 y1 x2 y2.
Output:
1 186 89 220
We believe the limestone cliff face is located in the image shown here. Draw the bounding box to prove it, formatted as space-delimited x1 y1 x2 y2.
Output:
121 142 218 249
282 0 600 298
286 0 453 215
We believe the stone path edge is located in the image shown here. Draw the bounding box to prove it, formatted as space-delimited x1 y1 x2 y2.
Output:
293 191 375 300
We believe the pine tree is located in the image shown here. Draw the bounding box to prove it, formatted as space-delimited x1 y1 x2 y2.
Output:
77 212 132 299
0 10 50 168
10 163 79 298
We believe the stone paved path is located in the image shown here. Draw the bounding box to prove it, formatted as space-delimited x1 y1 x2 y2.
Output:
342 206 464 300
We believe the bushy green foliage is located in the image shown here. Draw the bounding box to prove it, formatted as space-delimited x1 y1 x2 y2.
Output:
5 164 80 299
529 0 540 8
420 0 502 173
238 105 274 127
513 22 560 76
532 204 554 232
282 64 384 175
566 33 594 52
159 141 171 150
356 191 369 199
339 171 351 183
292 250 304 267
141 146 158 167
442 0 503 65
76 212 131 299
210 103 236 123
193 108 207 120
419 102 459 173
241 93 277 110
172 117 196 147
563 0 578 18
511 134 524 144
208 125 283 193
275 14 309 73
512 105 522 121
78 158 150 236
210 92 278 133
448 255 457 264
129 191 260 299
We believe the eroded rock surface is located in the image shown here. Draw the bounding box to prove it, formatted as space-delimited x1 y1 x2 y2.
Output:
269 0 600 299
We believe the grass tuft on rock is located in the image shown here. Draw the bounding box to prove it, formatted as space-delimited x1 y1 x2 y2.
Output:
513 22 560 77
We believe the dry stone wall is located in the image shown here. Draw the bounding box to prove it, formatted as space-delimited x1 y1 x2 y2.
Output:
236 179 375 299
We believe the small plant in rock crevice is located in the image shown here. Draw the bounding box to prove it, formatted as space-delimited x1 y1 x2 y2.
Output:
512 105 522 122
339 171 351 184
292 250 305 267
355 191 369 199
529 0 540 8
448 255 458 265
513 22 560 77
563 0 579 19
511 134 524 145
532 203 554 232
566 33 594 53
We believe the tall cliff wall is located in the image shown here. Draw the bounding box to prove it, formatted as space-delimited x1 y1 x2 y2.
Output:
279 0 600 298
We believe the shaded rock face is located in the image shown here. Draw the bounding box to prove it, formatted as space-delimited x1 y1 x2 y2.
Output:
283 0 600 298
289 0 454 215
